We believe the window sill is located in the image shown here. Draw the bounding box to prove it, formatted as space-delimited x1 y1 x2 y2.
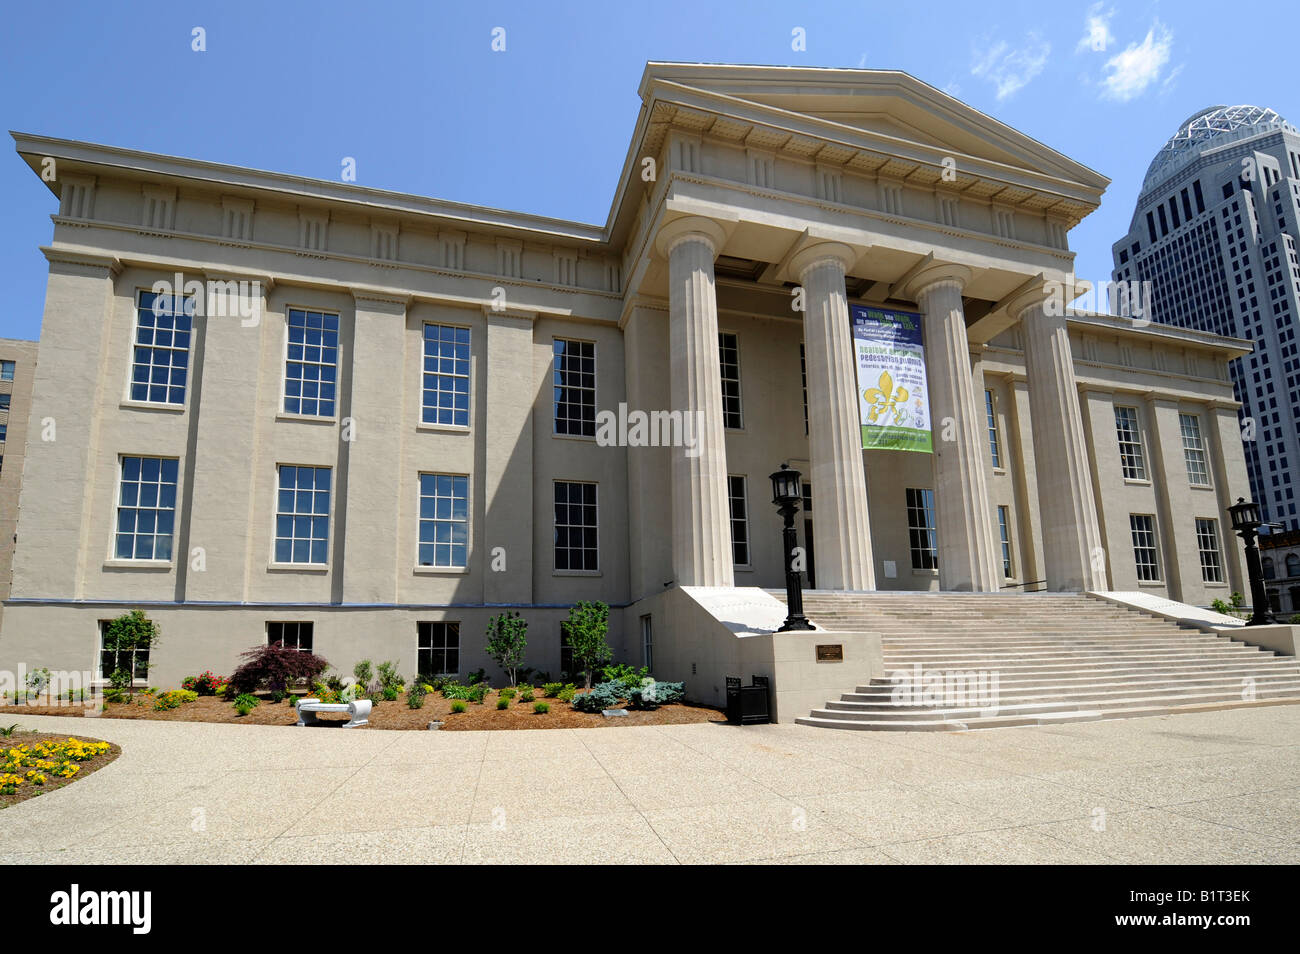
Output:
1136 579 1165 587
276 412 337 425
991 467 1008 477
1123 478 1152 486
551 432 596 443
103 559 172 570
120 400 185 414
413 565 470 575
911 568 940 577
416 422 471 434
268 563 329 573
1189 483 1214 490
553 569 602 577
1203 581 1229 588
734 564 754 573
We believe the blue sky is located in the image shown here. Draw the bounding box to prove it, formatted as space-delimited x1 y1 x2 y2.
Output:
2 0 1296 342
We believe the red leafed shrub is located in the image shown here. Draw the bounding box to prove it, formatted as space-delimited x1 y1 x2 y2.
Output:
228 643 329 696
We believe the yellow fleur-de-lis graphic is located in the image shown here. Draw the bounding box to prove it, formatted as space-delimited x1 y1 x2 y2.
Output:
863 370 910 425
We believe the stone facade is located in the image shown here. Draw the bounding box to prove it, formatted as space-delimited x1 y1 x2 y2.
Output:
0 63 1254 688
0 337 37 625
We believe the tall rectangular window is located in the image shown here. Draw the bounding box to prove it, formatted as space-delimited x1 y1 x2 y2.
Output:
985 389 1002 468
719 332 743 429
728 475 750 566
997 505 1013 578
417 622 460 676
1130 514 1160 581
131 291 192 405
1179 413 1210 486
553 338 595 436
284 308 339 417
422 323 470 427
418 473 468 568
906 488 938 570
640 615 653 671
0 393 10 411
115 456 178 560
99 620 150 681
1196 518 1224 583
267 621 313 652
0 424 6 443
1115 406 1147 480
275 465 331 565
554 480 598 570
0 360 13 381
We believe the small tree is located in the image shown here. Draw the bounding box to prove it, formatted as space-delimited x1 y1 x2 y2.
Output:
564 601 612 689
102 609 160 699
484 611 528 686
229 643 329 696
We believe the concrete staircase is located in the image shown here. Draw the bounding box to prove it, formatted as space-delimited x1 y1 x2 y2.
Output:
778 591 1300 731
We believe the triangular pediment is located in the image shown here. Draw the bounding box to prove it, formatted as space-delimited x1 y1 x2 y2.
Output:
639 63 1107 191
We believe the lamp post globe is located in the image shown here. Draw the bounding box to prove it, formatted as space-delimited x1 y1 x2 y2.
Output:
769 463 812 632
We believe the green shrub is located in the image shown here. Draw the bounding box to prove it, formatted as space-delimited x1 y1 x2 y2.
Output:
466 668 488 686
499 686 516 700
376 661 404 695
571 681 626 713
557 684 576 703
442 682 471 700
533 701 549 714
496 697 509 710
519 690 535 703
153 689 198 711
233 693 259 716
450 700 468 714
468 684 489 704
353 659 374 686
628 680 685 710
601 663 650 691
542 682 563 698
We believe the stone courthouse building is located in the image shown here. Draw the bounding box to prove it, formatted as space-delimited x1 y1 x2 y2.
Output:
3 63 1272 723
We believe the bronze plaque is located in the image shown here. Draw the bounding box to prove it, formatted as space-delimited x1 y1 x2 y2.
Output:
815 644 844 662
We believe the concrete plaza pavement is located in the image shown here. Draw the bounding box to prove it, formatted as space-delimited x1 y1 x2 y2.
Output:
2 706 1298 864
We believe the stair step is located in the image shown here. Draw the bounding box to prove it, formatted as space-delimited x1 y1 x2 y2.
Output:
792 591 1294 732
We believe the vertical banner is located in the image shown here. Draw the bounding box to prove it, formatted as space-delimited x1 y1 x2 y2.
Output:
850 304 931 452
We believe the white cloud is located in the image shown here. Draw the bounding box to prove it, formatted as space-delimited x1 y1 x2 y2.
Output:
970 32 1051 100
1101 22 1174 101
857 51 868 68
1076 3 1115 54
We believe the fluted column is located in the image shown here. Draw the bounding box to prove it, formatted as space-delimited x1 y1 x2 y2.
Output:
1015 294 1108 591
791 242 875 590
908 266 1000 591
656 217 733 587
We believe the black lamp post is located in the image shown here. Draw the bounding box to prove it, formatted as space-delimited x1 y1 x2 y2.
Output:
770 463 812 632
1227 497 1276 626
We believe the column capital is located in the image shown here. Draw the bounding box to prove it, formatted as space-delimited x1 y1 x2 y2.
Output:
40 246 122 277
350 287 410 312
789 241 855 282
899 262 974 300
654 215 728 258
1004 282 1056 321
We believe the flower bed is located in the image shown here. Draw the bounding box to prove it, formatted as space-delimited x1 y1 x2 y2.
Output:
0 733 120 808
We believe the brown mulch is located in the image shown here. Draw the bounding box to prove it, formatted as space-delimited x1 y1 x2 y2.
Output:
0 690 727 732
0 730 122 810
